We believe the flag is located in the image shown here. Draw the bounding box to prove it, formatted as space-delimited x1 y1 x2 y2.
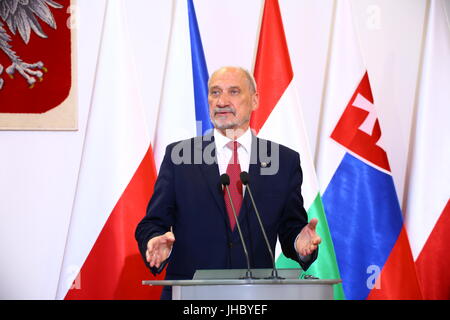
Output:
56 0 161 299
250 0 344 299
404 0 450 300
153 0 211 171
316 0 422 300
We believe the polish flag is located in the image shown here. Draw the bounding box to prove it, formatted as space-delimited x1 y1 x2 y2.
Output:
404 0 450 300
56 0 162 299
250 0 344 299
316 0 422 299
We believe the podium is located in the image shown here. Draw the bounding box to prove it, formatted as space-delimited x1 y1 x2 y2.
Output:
142 269 341 300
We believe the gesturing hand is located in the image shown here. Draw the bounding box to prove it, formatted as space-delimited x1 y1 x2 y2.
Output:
146 231 175 268
295 218 321 256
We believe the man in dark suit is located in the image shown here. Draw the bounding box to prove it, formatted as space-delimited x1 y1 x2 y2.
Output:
135 66 321 300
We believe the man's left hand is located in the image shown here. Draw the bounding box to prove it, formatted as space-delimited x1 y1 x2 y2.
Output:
295 218 321 256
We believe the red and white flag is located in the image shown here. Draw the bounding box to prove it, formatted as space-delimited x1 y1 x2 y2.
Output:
404 0 450 300
56 0 162 299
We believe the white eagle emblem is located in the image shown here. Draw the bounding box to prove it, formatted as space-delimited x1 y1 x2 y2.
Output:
0 0 63 90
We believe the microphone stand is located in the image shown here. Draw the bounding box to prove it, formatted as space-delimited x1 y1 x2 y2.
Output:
221 174 255 280
241 172 284 280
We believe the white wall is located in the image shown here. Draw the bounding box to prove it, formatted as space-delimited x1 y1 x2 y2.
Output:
0 0 436 299
0 0 106 299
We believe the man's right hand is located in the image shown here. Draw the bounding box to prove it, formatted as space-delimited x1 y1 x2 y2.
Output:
146 231 175 268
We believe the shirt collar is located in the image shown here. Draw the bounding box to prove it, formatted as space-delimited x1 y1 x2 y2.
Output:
213 127 252 153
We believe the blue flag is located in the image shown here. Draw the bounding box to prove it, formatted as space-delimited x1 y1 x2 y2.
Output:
187 0 212 135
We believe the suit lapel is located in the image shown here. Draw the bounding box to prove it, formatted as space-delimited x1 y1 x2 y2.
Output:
196 134 230 227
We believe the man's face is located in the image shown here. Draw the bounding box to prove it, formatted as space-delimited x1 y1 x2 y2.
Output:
208 68 258 134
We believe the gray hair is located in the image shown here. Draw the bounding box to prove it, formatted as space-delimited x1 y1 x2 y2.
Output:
208 66 257 94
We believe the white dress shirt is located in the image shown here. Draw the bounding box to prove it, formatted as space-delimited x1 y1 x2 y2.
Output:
213 127 252 176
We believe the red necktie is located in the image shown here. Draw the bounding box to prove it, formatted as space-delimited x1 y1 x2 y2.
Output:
224 141 243 230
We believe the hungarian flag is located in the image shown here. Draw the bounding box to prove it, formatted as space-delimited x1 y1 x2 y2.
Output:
316 0 422 300
153 0 211 171
250 0 344 299
404 0 450 300
56 0 161 299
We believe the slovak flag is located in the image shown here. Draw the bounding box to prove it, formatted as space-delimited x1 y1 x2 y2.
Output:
316 0 422 299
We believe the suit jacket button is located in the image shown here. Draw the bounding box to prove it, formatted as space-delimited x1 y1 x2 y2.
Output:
229 242 233 248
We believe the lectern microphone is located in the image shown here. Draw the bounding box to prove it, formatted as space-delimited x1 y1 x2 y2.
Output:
240 171 283 279
220 173 255 279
